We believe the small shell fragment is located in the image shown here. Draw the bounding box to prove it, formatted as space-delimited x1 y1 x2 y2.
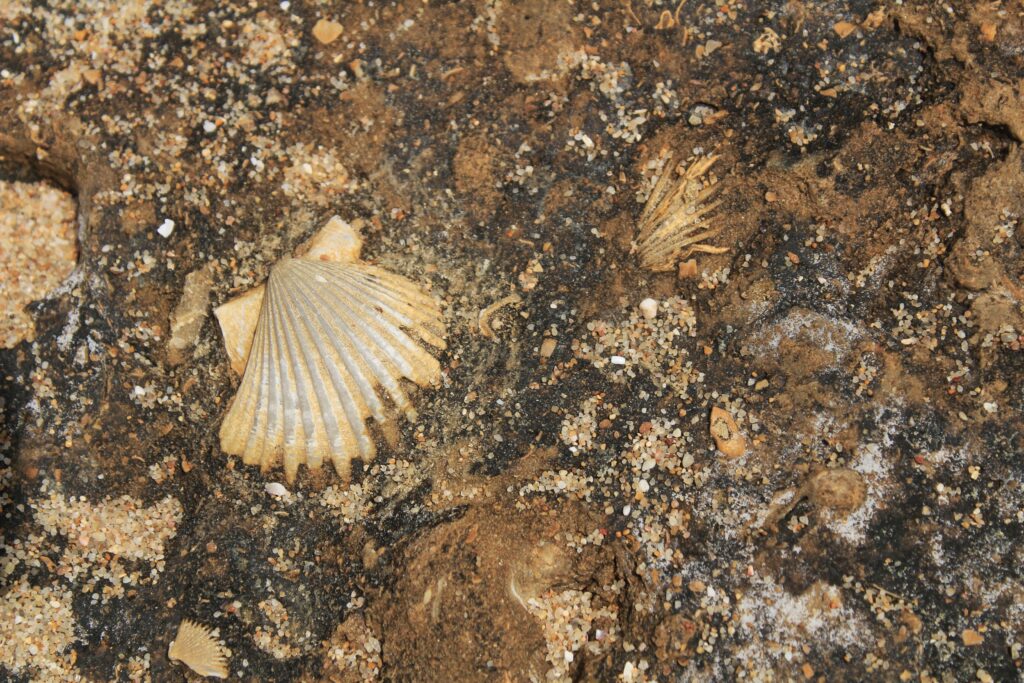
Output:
168 263 215 365
265 482 290 498
709 406 745 457
168 619 229 679
478 293 522 340
763 467 866 531
214 284 265 377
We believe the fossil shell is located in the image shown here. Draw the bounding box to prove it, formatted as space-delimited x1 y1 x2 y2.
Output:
168 263 215 366
637 151 727 272
214 216 363 377
168 619 229 679
218 255 446 482
215 283 265 377
709 406 745 458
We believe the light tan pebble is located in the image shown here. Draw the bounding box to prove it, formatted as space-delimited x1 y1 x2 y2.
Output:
312 18 344 44
265 482 290 498
833 21 857 38
962 629 984 646
540 337 558 358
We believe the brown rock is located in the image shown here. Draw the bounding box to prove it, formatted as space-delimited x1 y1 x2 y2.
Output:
833 21 857 38
960 78 1024 143
497 0 578 84
654 613 698 663
962 629 984 646
678 259 699 279
806 468 867 514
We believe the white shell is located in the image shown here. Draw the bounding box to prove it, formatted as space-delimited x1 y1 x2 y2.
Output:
265 482 290 497
219 257 446 482
168 619 229 679
636 152 726 272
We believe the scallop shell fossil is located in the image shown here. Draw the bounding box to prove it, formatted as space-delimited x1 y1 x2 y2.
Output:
215 217 446 482
636 150 728 272
168 619 229 679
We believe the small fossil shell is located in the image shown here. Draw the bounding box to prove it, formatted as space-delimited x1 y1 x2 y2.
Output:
637 151 727 272
217 218 446 482
168 619 228 679
709 406 745 457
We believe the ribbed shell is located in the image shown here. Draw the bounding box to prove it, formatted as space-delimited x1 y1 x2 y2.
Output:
219 257 446 482
168 620 229 679
636 152 726 271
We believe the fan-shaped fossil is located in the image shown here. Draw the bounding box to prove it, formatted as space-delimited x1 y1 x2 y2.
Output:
215 217 446 482
636 150 728 272
168 619 229 679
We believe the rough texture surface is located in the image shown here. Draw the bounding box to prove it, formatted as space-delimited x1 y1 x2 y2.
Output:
1 1 1023 681
0 179 77 348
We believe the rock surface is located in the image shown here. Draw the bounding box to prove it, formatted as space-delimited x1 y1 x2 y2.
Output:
1 1 1023 681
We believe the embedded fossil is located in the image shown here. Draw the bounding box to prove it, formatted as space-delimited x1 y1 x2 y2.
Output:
763 467 867 531
168 619 229 679
636 150 728 272
709 406 745 457
478 292 522 340
216 217 446 482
